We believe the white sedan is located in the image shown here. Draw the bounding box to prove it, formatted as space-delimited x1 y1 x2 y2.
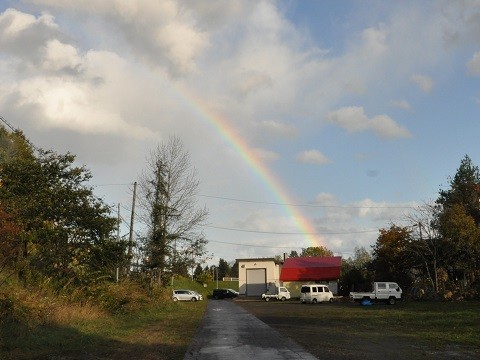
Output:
172 289 203 302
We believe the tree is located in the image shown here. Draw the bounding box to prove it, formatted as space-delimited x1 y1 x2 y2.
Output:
338 247 373 295
371 225 415 290
193 264 203 280
139 136 208 286
438 204 479 284
300 246 334 257
437 155 480 224
0 207 22 276
407 204 443 292
433 155 480 286
218 258 230 279
0 126 126 288
289 250 299 258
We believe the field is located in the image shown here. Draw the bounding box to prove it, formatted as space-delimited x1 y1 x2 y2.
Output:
237 299 480 360
2 278 479 360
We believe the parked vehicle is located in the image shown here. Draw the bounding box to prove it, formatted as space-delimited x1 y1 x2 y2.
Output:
300 284 334 304
212 288 239 299
172 289 203 302
262 286 291 301
349 282 402 305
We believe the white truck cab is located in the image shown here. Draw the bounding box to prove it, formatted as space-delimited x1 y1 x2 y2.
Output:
262 286 291 301
350 282 402 305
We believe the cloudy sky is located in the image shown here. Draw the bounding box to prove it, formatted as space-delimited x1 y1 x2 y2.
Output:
1 0 480 265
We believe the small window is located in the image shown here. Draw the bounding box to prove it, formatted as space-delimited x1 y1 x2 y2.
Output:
301 286 310 293
318 287 324 293
311 287 317 292
389 284 397 289
378 283 387 290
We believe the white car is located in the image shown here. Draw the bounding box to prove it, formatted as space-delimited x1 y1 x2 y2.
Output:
300 284 334 304
172 289 203 302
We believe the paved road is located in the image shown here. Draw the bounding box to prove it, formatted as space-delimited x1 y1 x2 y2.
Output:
183 300 318 360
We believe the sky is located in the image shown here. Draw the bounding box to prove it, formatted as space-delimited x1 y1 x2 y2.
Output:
1 0 480 266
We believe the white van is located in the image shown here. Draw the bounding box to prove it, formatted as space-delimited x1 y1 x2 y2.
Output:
300 284 334 304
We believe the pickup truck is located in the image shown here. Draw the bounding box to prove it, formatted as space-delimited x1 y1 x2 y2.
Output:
262 286 291 301
350 282 402 305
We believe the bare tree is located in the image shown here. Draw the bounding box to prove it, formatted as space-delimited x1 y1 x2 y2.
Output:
139 136 208 286
406 203 442 292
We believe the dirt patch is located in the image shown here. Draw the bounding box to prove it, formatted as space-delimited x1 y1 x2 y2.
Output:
236 299 479 360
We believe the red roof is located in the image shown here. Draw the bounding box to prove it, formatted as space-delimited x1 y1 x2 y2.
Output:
280 256 342 281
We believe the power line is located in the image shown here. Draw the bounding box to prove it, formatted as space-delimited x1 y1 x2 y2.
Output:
207 239 303 249
0 115 40 153
198 194 415 210
205 224 378 235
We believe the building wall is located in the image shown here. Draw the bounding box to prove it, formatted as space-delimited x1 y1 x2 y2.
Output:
238 259 281 296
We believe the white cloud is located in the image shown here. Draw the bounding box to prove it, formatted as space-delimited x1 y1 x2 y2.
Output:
41 39 81 72
327 106 411 139
297 149 331 165
16 75 155 139
467 51 480 76
314 192 338 206
255 120 298 139
235 71 273 97
411 74 434 93
0 8 64 66
360 26 388 57
391 99 411 110
29 0 209 76
252 147 279 162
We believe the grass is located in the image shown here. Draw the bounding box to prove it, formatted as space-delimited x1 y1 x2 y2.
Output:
4 277 476 359
238 299 480 358
328 301 480 346
0 277 238 360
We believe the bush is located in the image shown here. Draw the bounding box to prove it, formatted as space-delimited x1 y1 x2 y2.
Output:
97 280 154 314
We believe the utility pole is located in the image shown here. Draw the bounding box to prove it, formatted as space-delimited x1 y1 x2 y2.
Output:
127 182 137 273
116 203 120 282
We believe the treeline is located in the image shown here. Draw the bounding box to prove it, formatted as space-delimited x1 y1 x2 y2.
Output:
0 126 208 304
2 123 479 303
340 155 480 299
0 126 126 295
210 156 480 301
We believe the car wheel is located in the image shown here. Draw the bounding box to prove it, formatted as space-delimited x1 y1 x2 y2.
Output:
191 297 197 302
312 298 317 304
265 297 270 302
281 297 286 301
329 297 334 303
388 297 396 305
173 297 178 302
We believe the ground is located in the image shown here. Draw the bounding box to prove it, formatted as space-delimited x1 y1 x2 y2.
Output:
236 298 480 360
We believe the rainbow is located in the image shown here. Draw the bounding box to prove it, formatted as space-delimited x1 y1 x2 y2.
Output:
173 84 323 247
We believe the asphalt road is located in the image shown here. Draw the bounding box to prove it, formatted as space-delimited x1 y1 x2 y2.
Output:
183 299 318 360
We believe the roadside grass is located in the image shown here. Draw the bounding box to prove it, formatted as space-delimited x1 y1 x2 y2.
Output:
0 277 235 359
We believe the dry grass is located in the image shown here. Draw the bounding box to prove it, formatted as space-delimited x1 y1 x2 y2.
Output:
0 277 209 360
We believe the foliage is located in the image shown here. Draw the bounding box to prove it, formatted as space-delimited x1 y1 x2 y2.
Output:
371 225 415 290
300 246 334 257
217 258 230 279
338 247 373 295
138 136 209 286
437 155 480 224
0 125 127 291
434 154 480 288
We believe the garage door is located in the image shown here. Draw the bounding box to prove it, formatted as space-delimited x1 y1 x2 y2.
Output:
246 268 267 296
